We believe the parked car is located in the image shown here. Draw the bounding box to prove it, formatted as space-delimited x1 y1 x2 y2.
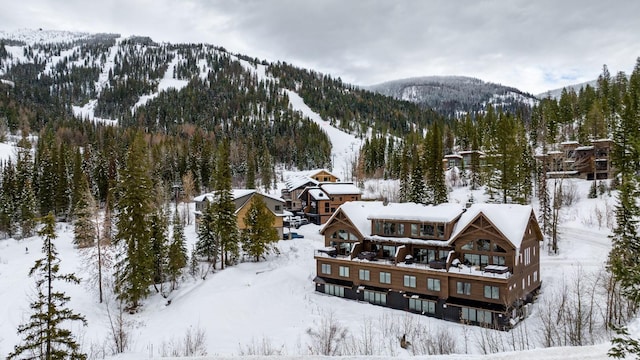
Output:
283 232 304 240
284 215 307 228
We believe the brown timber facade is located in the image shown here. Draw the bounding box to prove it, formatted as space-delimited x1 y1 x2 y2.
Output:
314 202 542 330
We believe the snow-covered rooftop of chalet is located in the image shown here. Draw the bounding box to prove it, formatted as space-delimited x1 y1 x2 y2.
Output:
451 203 534 250
193 189 284 203
444 154 463 159
320 182 361 195
284 174 319 191
367 202 464 223
458 150 485 155
561 140 580 145
592 138 613 143
575 145 594 151
308 188 327 200
321 201 464 238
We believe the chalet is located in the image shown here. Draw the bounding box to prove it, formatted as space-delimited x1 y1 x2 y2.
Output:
314 201 542 330
194 190 286 238
298 182 362 225
281 169 340 212
537 139 614 180
443 150 486 170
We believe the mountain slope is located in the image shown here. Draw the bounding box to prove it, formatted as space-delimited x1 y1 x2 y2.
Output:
368 76 538 117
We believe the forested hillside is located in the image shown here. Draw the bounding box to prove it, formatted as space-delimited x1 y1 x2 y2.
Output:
368 75 538 118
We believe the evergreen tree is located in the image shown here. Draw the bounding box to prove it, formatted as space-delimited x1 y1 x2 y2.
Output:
149 206 168 289
196 201 219 267
0 160 17 237
607 58 640 359
241 195 278 262
408 155 426 204
398 144 410 202
114 132 154 311
167 211 188 290
16 135 37 237
424 122 447 204
73 176 96 248
8 213 87 360
214 141 239 268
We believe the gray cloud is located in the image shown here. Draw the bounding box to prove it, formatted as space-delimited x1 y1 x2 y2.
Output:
1 0 639 93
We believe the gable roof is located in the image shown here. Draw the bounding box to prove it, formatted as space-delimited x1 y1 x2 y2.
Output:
194 189 284 205
450 203 535 250
321 201 465 237
319 182 361 195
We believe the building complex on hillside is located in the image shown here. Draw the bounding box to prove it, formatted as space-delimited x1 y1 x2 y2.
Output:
314 201 542 330
281 169 361 225
536 139 614 180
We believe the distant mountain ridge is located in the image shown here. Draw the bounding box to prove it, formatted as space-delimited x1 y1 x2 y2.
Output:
536 79 599 99
367 75 538 117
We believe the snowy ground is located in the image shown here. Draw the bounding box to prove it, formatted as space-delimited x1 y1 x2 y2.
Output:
0 161 623 359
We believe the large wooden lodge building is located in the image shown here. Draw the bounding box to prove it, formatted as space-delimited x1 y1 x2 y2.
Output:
314 201 542 329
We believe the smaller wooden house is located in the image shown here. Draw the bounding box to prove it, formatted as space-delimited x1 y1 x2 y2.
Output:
194 190 286 238
298 182 361 225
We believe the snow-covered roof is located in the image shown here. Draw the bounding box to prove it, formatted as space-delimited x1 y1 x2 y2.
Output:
193 189 284 203
450 203 535 250
284 174 319 191
321 201 464 238
560 141 579 145
592 138 613 143
575 145 594 151
319 182 361 195
367 203 464 223
444 154 463 159
308 188 327 200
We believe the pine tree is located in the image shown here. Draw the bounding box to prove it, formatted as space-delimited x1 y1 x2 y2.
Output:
73 176 96 248
114 132 154 311
0 160 17 237
398 144 410 202
150 206 168 290
8 213 87 360
607 58 640 359
424 122 447 204
167 211 188 290
196 201 219 267
408 156 426 204
214 141 239 268
241 195 278 262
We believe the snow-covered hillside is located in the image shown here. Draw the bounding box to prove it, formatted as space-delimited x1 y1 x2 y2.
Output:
0 136 629 359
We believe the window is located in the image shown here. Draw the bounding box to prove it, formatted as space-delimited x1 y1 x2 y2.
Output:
528 275 531 286
411 224 418 236
321 263 331 275
275 205 281 211
464 253 489 267
382 245 396 259
397 223 405 235
359 269 370 281
339 266 349 278
409 298 436 314
414 248 430 263
533 271 538 283
364 290 386 305
332 230 358 241
492 243 507 253
427 278 441 291
324 202 330 213
437 224 445 238
404 275 416 288
383 222 396 235
524 248 531 265
477 239 491 251
484 285 500 299
380 272 391 284
492 256 506 266
461 241 474 250
461 307 492 324
457 282 471 295
374 221 381 234
325 284 345 297
420 224 434 237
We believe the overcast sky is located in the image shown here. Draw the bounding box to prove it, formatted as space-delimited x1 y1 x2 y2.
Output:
2 0 639 94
